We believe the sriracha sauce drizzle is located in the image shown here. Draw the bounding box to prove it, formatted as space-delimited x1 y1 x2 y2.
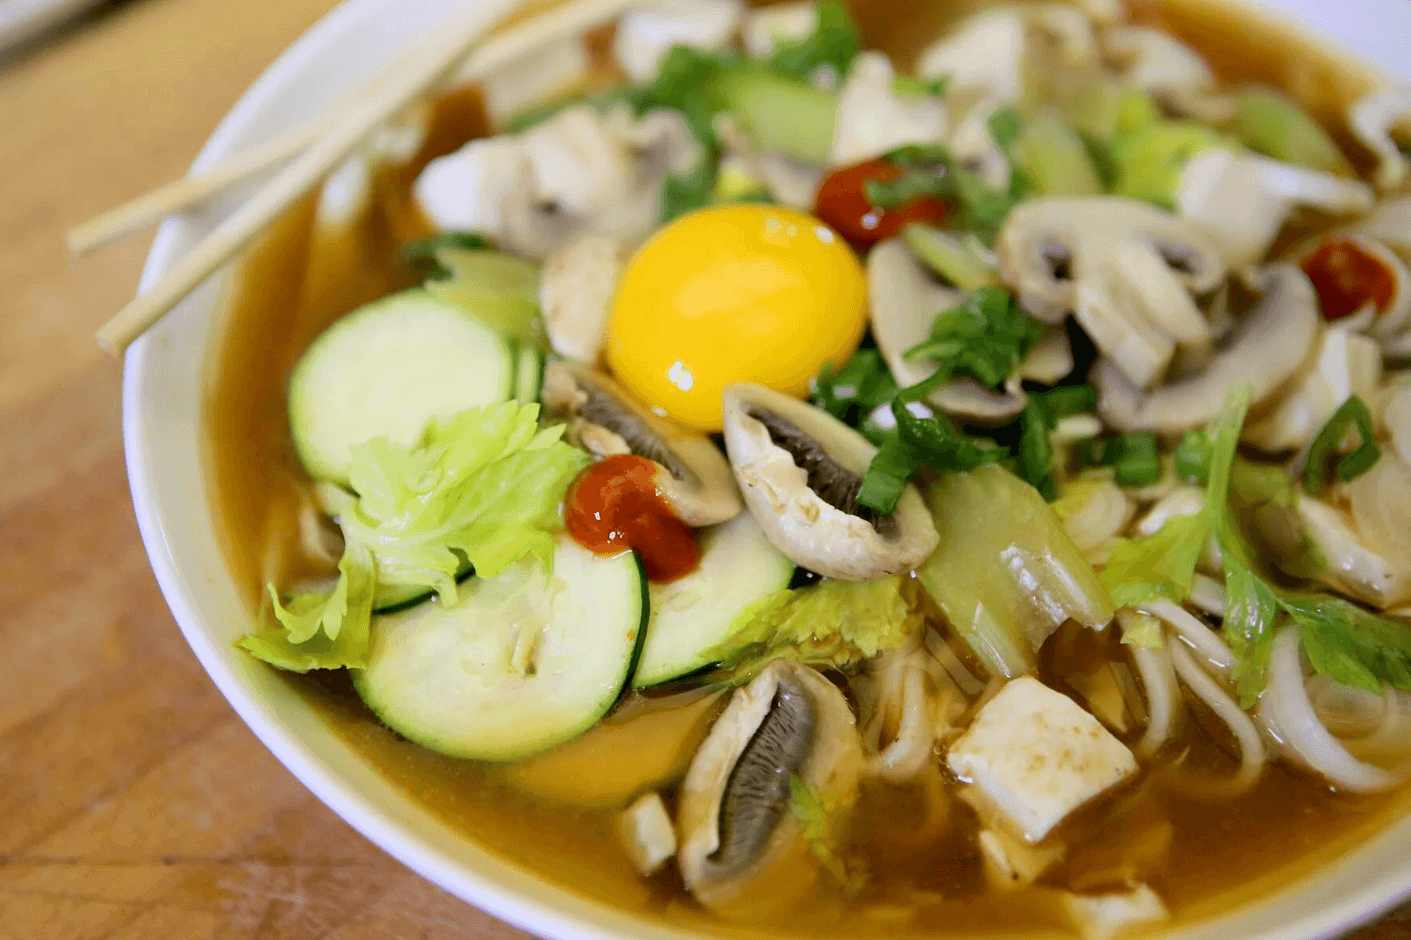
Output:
565 454 701 583
1300 237 1396 322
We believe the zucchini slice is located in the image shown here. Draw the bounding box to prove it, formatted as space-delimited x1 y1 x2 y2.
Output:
633 511 794 687
289 289 513 485
355 537 647 761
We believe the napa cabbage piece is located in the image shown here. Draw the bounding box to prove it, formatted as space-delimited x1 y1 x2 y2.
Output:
918 465 1115 678
425 247 544 349
709 576 916 681
240 401 588 672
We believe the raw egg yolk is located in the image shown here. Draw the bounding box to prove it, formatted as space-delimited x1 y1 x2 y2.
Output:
605 205 867 432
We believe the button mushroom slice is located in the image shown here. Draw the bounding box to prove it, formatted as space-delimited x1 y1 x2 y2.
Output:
541 362 742 527
950 94 1014 191
996 197 1227 389
1243 326 1383 452
868 239 1030 423
1349 86 1411 193
416 104 703 261
830 51 947 167
917 9 1026 103
1101 25 1234 123
1176 148 1375 272
721 383 939 581
1379 375 1411 470
539 235 625 365
678 660 864 919
1094 263 1321 434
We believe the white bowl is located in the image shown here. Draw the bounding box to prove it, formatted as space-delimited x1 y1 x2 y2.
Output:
124 2 1411 938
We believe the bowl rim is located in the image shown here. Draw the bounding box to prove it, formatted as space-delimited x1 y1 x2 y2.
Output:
122 1 1411 938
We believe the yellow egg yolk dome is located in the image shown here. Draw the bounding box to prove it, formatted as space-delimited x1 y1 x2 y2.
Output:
605 204 868 432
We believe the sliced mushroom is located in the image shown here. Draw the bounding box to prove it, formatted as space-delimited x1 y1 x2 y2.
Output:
1102 25 1234 122
1243 326 1383 452
830 51 947 166
1176 148 1375 271
678 660 863 918
1094 263 1320 433
612 0 743 83
721 383 939 580
949 95 1013 191
1349 86 1411 192
996 196 1226 389
1379 375 1411 470
1290 491 1411 611
541 362 742 526
869 238 1029 423
539 235 625 364
917 9 1026 103
1356 197 1411 259
414 104 702 260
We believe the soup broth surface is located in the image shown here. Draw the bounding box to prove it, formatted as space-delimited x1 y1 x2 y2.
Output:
204 1 1404 935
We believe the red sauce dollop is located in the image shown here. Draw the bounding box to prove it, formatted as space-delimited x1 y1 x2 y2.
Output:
565 454 701 583
814 157 948 249
1300 237 1396 321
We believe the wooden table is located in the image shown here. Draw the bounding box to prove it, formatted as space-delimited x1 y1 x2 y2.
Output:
0 1 1406 938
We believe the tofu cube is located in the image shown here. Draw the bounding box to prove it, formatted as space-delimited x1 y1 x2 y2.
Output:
947 676 1138 842
618 792 678 876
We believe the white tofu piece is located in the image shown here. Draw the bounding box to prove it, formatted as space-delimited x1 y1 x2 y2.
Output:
947 676 1138 843
476 37 592 127
618 792 678 876
1063 884 1169 940
413 135 526 235
613 0 743 83
742 1 818 59
830 51 947 166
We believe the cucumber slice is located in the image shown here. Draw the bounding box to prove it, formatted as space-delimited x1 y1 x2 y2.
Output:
633 511 794 687
355 537 647 761
513 346 544 403
289 289 513 485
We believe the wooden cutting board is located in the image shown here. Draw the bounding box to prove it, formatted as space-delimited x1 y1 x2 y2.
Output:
0 0 1406 938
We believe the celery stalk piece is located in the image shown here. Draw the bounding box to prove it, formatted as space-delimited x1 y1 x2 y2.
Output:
1232 85 1352 176
1014 110 1103 197
918 466 1116 678
1110 119 1224 208
722 66 839 166
902 223 998 291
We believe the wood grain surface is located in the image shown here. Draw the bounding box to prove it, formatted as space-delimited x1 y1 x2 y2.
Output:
0 1 1406 938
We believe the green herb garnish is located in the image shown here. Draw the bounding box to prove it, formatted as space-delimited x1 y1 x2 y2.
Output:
767 0 860 82
1304 395 1381 495
903 286 1044 390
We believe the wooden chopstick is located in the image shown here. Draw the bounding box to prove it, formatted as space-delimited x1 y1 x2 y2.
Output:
93 0 642 356
72 0 640 259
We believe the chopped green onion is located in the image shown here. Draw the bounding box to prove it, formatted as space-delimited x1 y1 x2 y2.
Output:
1304 395 1380 495
398 232 492 279
1112 432 1160 487
893 75 950 98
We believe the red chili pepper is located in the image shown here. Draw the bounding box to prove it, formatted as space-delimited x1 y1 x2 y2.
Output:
813 158 948 249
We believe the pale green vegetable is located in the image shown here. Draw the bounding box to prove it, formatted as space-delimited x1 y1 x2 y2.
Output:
426 248 544 349
1065 82 1158 142
1100 513 1209 610
1111 119 1225 207
1014 110 1103 196
902 223 998 291
723 66 839 165
710 576 916 681
240 401 588 671
918 466 1115 678
1231 85 1352 175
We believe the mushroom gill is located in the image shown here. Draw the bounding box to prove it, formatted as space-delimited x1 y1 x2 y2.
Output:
678 660 864 918
541 362 742 526
721 383 939 580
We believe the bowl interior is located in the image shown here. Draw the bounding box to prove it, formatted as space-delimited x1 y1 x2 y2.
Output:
124 1 1411 939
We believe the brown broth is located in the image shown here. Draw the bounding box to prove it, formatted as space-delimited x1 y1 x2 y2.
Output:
203 1 1406 935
